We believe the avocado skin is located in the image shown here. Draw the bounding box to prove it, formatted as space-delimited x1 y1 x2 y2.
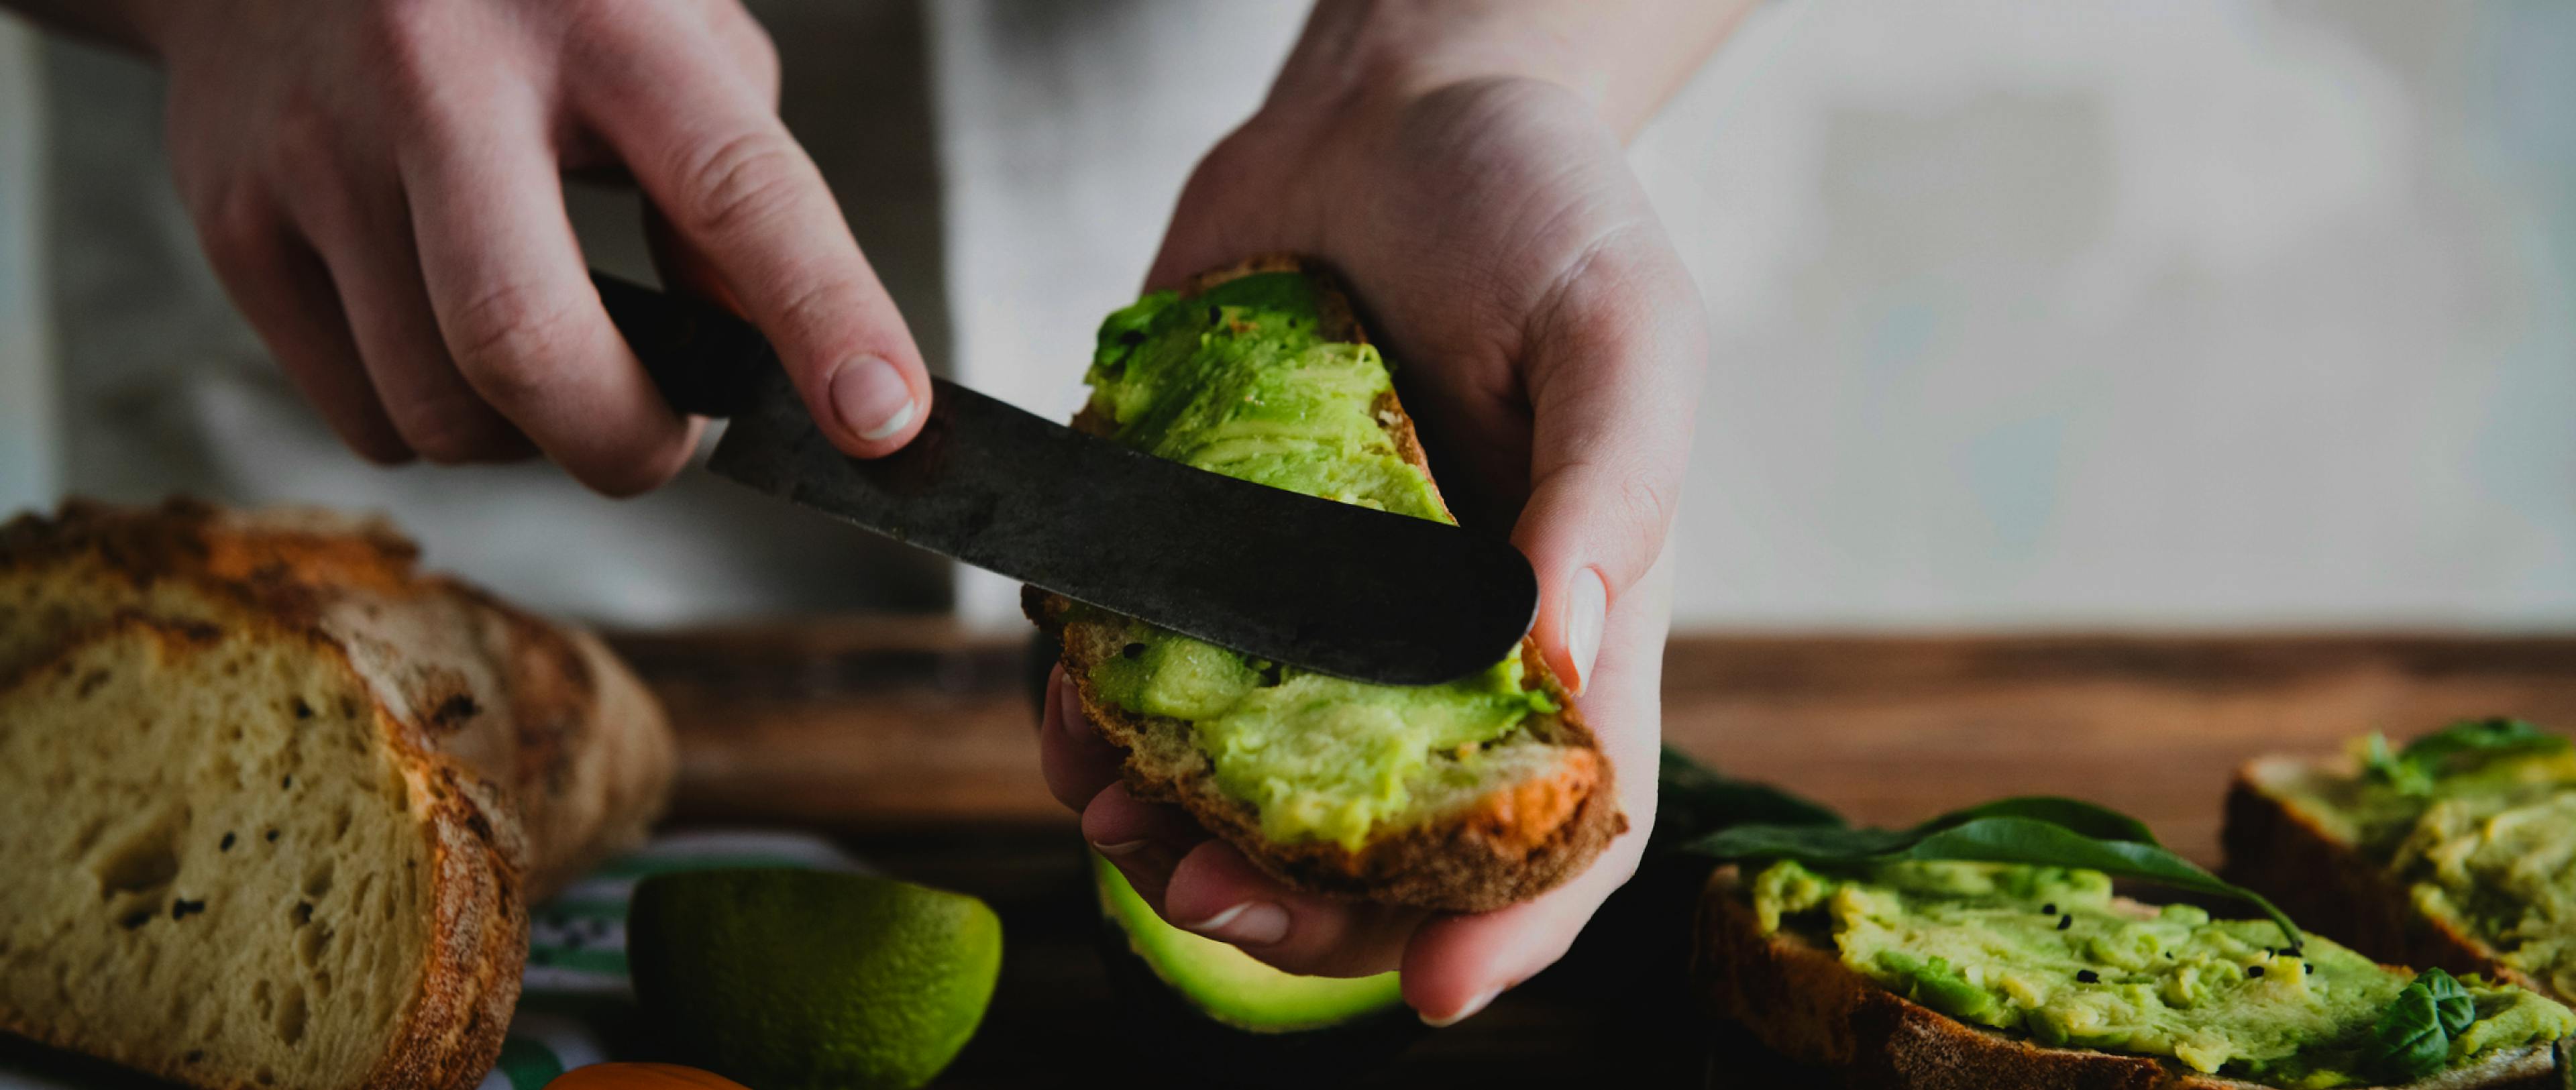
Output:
1088 867 1424 1086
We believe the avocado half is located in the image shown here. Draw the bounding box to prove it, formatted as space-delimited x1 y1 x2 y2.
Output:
1089 853 1422 1083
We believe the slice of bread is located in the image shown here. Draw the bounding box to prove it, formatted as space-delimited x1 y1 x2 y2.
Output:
1024 255 1622 913
2224 756 2542 997
1695 867 2568 1090
0 616 524 1090
0 498 678 1089
0 498 676 897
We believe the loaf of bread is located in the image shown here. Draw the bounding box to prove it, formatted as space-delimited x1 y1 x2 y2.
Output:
0 498 678 1090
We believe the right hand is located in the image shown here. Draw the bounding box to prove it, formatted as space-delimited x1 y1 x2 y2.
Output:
140 0 931 492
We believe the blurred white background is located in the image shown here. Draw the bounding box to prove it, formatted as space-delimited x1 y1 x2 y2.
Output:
4 1 2571 631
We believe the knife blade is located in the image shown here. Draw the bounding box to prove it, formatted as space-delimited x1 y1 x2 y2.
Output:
590 270 1538 687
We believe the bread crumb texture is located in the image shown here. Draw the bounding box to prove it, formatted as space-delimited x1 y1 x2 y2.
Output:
0 620 435 1087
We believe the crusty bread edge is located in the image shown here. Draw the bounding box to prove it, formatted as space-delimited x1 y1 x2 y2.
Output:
1024 254 1624 913
1693 866 2564 1090
2224 757 2546 997
0 616 525 1090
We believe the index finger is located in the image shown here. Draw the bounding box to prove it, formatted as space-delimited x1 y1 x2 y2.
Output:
573 14 929 457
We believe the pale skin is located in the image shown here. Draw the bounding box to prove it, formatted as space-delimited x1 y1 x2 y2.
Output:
13 0 1748 1026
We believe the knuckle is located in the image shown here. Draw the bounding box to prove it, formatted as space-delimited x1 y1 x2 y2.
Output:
444 283 587 404
668 129 808 239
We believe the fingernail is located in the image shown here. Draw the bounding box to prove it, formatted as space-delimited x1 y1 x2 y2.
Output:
1057 672 1093 741
1089 839 1150 857
830 356 916 443
1181 902 1289 946
1565 567 1607 696
1423 987 1502 1028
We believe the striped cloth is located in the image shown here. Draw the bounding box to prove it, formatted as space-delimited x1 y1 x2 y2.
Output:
0 831 866 1090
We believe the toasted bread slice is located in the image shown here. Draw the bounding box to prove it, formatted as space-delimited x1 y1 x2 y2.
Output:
0 498 675 897
1695 867 2567 1090
0 616 524 1090
1024 255 1623 912
2224 756 2542 996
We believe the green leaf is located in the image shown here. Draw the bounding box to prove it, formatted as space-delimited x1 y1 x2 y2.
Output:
1911 797 2161 847
2417 967 2476 1038
1686 815 2306 952
2369 718 2567 794
2365 979 2455 1083
1650 745 1843 849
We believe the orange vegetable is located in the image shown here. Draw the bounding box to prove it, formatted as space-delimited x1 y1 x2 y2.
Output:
543 1062 752 1090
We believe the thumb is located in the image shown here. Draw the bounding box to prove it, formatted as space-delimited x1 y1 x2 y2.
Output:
1512 234 1708 696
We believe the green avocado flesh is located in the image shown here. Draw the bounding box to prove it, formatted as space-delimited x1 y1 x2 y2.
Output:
1750 860 2575 1086
2282 736 2576 1000
1094 853 1401 1030
1081 274 1553 851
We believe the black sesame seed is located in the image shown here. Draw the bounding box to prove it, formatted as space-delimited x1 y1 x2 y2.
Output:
2056 914 2072 931
219 832 235 852
2246 965 2265 978
171 898 207 921
266 829 280 842
280 775 292 789
1122 643 1146 659
292 698 312 720
2076 969 2100 984
2041 903 2056 916
120 910 153 930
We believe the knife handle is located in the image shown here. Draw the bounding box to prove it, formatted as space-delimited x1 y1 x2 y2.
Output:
590 269 775 419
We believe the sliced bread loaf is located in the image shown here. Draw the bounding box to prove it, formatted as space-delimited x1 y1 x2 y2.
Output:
0 616 524 1090
0 498 675 897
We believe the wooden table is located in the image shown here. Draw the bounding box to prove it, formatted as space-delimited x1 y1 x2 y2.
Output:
606 623 2576 1087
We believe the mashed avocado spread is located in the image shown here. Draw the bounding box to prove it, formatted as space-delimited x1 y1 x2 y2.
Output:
2286 723 2576 1000
1079 274 1552 851
1751 860 2574 1086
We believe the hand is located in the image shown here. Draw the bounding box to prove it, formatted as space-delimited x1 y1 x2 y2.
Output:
133 0 930 491
1040 55 1711 1022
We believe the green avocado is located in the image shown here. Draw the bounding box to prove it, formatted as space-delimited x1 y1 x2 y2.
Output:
1093 853 1399 1029
1079 274 1554 851
1089 854 1420 1085
1751 859 2576 1085
2277 723 2576 1001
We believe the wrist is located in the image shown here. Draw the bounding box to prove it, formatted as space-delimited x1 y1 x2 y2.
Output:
1267 0 1751 140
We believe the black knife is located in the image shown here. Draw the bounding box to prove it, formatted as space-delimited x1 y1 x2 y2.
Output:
590 270 1538 687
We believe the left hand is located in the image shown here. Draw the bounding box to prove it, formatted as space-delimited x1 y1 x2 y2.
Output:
1038 57 1709 1025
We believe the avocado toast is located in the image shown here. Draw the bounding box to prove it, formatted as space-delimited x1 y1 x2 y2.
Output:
1698 859 2576 1089
1023 256 1621 912
2227 720 2576 1005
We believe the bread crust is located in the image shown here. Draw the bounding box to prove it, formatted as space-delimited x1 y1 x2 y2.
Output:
2224 758 2544 995
0 497 676 897
1024 254 1623 913
0 616 527 1090
1694 867 2565 1090
0 500 676 1089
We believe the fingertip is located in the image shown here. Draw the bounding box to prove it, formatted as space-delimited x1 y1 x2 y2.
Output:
819 353 926 457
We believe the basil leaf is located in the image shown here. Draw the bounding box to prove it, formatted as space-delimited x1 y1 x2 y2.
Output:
1686 816 2306 952
1913 797 2161 847
2366 981 2453 1083
1651 746 1843 849
2403 717 2567 765
2417 967 2477 1038
2370 718 2568 794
